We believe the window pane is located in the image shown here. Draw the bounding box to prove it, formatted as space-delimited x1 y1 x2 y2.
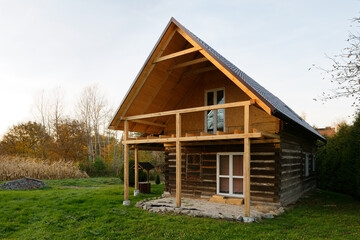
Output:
233 178 243 195
233 155 243 176
219 155 229 175
217 90 224 104
207 92 214 106
217 109 224 132
206 110 214 132
219 178 229 193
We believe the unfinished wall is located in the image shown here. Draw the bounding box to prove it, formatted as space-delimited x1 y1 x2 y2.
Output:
164 141 281 204
279 122 317 206
164 70 279 136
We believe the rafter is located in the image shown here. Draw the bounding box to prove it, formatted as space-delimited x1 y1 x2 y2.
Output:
170 57 208 69
153 46 201 63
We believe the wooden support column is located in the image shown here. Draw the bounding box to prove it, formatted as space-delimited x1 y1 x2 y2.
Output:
244 104 251 217
123 120 130 205
176 113 182 208
134 146 139 196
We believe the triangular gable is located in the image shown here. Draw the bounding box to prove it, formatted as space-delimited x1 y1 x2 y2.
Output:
109 17 325 141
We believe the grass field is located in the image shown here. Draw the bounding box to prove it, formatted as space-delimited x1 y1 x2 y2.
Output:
0 178 359 240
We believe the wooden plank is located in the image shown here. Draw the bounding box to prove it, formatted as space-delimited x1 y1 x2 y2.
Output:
175 27 272 115
135 147 139 191
131 119 166 128
123 132 262 144
124 100 254 121
244 104 249 134
176 113 182 208
153 46 202 63
124 120 129 202
244 137 250 217
170 57 208 69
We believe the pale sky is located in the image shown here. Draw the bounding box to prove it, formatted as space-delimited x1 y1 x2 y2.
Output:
0 0 359 137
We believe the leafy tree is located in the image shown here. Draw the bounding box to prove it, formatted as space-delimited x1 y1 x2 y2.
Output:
0 121 51 158
315 17 360 108
52 118 88 161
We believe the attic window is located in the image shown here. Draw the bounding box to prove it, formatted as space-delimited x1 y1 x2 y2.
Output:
205 88 225 133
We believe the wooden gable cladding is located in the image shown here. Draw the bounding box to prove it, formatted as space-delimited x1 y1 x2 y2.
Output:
164 70 279 136
109 18 276 135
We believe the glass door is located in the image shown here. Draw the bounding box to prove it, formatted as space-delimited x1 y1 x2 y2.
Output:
217 153 244 197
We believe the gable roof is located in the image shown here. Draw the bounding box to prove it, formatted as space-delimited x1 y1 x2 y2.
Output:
109 17 325 141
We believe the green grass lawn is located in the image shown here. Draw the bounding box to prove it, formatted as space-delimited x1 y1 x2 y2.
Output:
0 178 359 240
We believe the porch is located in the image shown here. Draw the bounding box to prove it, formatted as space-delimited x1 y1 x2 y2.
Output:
121 99 279 217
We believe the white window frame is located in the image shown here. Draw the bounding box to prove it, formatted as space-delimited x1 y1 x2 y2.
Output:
216 152 244 197
204 88 225 133
305 153 310 177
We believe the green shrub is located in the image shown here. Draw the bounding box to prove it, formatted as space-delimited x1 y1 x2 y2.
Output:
119 160 147 186
316 111 360 199
155 174 160 184
92 157 106 177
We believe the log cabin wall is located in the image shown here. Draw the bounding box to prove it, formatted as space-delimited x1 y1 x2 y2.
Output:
279 122 317 206
164 70 279 136
164 141 281 204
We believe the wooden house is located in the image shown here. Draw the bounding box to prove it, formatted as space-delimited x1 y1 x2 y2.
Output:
109 18 326 216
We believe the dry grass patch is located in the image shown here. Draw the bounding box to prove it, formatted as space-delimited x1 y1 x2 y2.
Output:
0 155 88 181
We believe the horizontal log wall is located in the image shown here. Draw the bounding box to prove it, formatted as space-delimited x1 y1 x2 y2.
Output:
279 122 317 206
164 142 281 204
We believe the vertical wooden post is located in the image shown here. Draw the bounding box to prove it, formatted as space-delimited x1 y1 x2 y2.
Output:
134 146 139 196
123 120 130 205
244 104 251 216
176 113 182 208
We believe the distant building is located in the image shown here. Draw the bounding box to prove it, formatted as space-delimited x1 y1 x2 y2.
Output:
316 127 336 137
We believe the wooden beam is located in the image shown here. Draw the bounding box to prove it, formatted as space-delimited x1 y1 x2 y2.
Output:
123 132 262 144
131 119 166 128
153 46 201 63
163 138 280 147
262 132 280 139
134 146 139 191
244 137 251 217
244 104 250 134
114 29 177 127
183 66 217 76
170 57 208 69
123 120 129 204
176 113 182 208
124 100 254 121
175 27 272 115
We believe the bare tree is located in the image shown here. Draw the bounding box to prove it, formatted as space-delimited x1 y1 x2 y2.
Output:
314 17 360 109
77 84 112 162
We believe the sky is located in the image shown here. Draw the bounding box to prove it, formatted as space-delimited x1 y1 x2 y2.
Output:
0 0 359 137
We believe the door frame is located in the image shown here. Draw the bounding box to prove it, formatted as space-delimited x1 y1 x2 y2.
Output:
216 152 244 198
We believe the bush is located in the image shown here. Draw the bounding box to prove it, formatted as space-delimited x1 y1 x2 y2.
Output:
155 174 160 184
79 157 108 177
119 160 147 186
316 112 360 199
92 157 106 177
